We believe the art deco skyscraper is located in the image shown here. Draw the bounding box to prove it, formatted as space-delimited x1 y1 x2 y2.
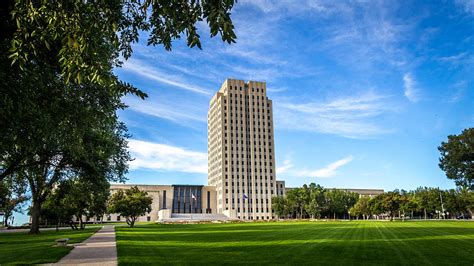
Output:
208 79 276 220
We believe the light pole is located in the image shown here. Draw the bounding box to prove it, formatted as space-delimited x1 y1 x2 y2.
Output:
439 190 445 219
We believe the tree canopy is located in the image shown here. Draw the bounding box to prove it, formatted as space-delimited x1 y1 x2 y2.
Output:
108 186 153 227
42 177 110 230
0 176 28 227
438 128 474 191
272 183 358 219
0 0 237 233
7 0 236 91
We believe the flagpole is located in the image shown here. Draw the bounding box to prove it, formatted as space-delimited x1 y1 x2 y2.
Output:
191 192 193 221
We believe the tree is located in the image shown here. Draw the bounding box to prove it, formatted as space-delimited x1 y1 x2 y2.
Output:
342 191 359 219
455 189 474 218
2 0 236 101
350 196 371 220
271 196 287 219
1 0 237 234
438 128 474 191
42 180 80 231
324 189 347 219
399 191 418 220
43 177 111 230
414 187 442 219
305 183 326 219
286 188 306 219
0 177 28 227
108 186 152 227
370 191 407 221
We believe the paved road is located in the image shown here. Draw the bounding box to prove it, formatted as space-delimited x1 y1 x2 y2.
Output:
54 225 117 266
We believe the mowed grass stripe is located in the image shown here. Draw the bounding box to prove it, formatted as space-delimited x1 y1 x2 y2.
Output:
373 222 411 264
116 221 474 265
411 221 474 242
406 221 474 262
380 222 431 264
285 222 349 264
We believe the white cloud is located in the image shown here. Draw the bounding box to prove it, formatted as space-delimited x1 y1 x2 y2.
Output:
122 59 212 95
298 155 354 178
456 0 474 14
267 87 287 93
275 91 393 138
437 52 468 63
276 159 294 175
403 73 420 103
124 96 206 126
238 0 349 15
450 80 468 103
128 139 207 174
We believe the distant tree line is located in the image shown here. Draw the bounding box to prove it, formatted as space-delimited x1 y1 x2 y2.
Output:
272 184 359 219
272 185 474 221
352 187 473 220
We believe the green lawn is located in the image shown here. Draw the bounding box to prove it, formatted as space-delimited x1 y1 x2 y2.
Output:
0 228 98 265
116 221 474 265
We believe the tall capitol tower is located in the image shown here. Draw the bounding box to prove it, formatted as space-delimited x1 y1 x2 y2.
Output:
208 79 276 220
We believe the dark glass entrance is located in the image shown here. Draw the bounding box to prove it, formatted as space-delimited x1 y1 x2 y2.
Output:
172 185 203 213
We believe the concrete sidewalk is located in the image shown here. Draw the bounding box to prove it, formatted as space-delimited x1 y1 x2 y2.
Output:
54 225 117 265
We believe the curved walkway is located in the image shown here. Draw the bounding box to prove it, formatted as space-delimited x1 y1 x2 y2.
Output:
54 225 117 265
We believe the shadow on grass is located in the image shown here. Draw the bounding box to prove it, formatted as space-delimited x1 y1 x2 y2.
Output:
0 228 98 265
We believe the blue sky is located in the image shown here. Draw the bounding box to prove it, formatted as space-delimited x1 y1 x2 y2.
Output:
118 0 474 192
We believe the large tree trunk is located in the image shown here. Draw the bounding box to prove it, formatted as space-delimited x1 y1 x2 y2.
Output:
29 200 41 234
4 214 10 227
78 217 84 230
424 209 427 220
69 220 77 230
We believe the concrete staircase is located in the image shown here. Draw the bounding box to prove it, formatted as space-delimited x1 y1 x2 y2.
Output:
161 213 230 222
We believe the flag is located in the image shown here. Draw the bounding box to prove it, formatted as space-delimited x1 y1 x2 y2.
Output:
243 194 248 200
192 194 197 201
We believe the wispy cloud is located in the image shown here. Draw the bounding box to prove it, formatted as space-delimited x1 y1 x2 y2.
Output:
121 59 212 95
239 0 350 15
128 139 207 173
124 96 206 127
403 73 420 103
298 155 354 178
450 80 468 103
437 52 468 63
267 87 287 93
456 0 474 14
276 159 294 175
275 91 393 138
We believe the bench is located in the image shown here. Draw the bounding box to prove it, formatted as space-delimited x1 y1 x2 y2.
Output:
55 238 69 246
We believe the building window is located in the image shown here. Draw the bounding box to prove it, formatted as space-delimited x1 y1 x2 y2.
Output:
117 216 121 221
147 216 151 222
